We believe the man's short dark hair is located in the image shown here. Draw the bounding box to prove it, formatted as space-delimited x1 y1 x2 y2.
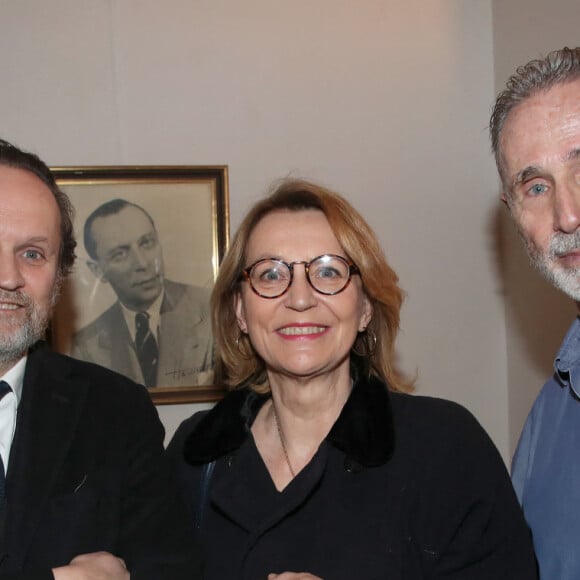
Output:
0 139 76 277
490 47 580 185
84 199 156 260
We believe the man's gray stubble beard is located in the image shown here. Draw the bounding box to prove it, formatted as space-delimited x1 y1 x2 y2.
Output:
0 277 62 366
524 229 580 301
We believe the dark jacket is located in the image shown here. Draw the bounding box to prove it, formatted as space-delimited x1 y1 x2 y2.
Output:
71 280 214 387
0 344 202 580
168 375 537 580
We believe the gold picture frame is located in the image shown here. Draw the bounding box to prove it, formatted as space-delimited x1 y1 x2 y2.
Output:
50 165 229 404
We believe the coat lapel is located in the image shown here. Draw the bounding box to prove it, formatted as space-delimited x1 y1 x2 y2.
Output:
158 282 202 379
184 375 396 467
4 346 89 569
98 303 143 383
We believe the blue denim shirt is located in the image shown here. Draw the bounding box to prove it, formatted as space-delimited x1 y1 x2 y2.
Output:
512 315 580 579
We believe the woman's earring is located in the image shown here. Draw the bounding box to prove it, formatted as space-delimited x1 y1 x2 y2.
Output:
235 332 252 359
352 328 377 357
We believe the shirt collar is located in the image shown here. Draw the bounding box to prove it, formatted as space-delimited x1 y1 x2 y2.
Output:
120 287 164 343
554 316 580 398
1 355 27 406
183 373 395 468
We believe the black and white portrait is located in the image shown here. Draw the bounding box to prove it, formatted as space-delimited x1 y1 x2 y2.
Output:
51 167 228 403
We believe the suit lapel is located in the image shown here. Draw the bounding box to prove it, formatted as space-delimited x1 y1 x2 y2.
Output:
158 282 205 383
98 303 143 383
5 347 89 568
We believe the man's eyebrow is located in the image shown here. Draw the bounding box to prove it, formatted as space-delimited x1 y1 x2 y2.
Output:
105 243 129 257
566 148 580 162
17 236 51 250
511 166 543 190
22 236 50 244
510 149 580 191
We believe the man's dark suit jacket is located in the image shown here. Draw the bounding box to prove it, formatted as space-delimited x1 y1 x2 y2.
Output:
71 280 214 387
0 344 201 580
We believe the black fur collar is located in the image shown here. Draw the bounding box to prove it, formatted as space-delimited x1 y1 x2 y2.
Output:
183 374 395 468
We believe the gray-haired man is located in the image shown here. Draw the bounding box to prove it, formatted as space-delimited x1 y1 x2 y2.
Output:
490 47 580 578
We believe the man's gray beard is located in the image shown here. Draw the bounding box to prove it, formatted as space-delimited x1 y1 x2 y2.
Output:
526 230 580 301
0 280 61 367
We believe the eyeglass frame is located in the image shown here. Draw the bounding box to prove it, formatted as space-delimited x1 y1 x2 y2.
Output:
240 253 360 299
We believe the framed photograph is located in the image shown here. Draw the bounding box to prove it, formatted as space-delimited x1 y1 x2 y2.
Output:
50 165 229 405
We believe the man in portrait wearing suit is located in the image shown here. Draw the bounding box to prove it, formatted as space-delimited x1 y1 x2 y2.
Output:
0 139 201 579
71 199 214 388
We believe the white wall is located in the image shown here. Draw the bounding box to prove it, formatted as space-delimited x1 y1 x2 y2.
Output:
492 0 580 457
1 1 511 457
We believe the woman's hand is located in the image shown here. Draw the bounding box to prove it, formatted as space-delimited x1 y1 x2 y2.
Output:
268 573 323 580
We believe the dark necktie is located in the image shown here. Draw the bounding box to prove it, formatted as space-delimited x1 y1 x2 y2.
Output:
135 312 159 388
0 381 12 501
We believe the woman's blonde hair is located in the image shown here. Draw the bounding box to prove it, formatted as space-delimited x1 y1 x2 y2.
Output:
211 178 413 393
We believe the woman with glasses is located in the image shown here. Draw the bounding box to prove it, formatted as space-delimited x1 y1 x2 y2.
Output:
168 179 537 579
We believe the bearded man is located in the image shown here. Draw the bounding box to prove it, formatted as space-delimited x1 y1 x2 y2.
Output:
490 47 580 579
0 139 201 580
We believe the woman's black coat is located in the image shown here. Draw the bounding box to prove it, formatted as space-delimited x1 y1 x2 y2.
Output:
167 375 537 579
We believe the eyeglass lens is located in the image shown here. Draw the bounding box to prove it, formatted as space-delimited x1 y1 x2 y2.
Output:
250 255 351 297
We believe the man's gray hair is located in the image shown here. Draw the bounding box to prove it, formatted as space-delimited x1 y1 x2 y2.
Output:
490 47 580 182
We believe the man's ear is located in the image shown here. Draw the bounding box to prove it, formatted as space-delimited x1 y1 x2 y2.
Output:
87 260 108 283
234 293 248 334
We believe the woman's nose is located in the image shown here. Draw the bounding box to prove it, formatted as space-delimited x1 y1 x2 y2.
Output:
283 264 317 311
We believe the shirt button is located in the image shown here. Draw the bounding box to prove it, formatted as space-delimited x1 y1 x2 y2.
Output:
344 457 363 473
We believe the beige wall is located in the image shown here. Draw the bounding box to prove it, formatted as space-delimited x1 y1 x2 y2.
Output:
492 0 580 457
2 1 515 457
